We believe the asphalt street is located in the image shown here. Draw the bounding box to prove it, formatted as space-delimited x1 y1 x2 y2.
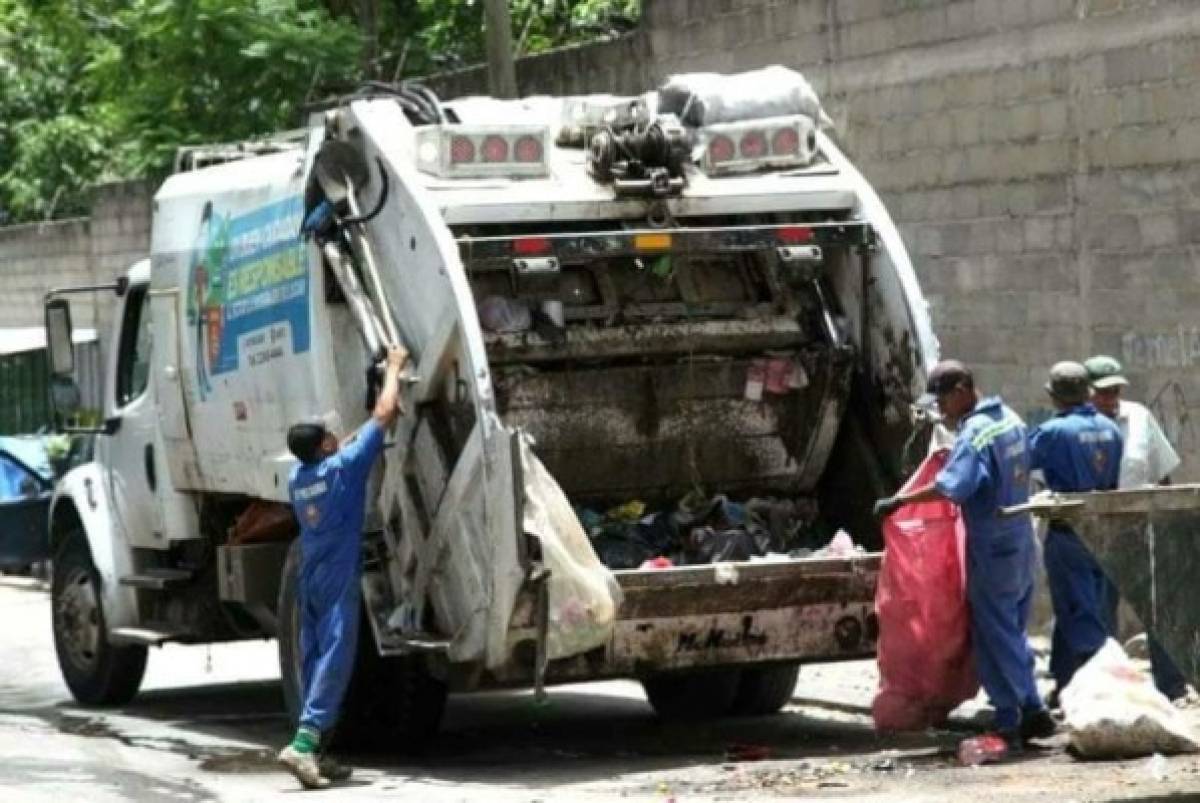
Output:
1 576 1198 802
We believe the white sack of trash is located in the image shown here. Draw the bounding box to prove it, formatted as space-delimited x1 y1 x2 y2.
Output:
520 438 623 661
1062 639 1199 759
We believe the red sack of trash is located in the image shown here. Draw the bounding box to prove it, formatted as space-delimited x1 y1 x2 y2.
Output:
872 449 978 733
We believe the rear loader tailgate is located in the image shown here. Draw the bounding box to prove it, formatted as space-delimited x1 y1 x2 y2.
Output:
611 553 880 674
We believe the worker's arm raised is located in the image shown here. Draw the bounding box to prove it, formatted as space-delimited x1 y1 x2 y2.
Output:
373 345 408 428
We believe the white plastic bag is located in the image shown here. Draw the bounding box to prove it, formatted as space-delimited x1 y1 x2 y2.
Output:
478 296 532 333
657 66 830 128
520 439 622 660
1062 639 1200 758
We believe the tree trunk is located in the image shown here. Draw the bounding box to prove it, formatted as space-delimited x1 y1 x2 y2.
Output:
483 0 517 98
359 0 379 78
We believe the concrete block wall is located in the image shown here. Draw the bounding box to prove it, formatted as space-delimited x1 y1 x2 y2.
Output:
0 180 153 406
0 217 94 330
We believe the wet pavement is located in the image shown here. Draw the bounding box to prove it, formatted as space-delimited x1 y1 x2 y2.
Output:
1 575 1199 801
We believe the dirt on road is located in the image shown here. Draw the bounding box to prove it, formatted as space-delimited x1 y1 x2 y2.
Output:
0 577 1197 802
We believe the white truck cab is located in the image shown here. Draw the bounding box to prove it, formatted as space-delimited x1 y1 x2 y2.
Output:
43 73 936 743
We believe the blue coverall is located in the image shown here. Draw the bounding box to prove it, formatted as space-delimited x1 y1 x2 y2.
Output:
1029 404 1122 691
288 419 385 734
935 396 1043 733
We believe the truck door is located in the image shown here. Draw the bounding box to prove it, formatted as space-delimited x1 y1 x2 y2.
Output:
99 282 165 549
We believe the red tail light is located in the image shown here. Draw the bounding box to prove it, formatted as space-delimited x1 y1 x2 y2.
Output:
771 127 799 156
450 136 475 164
708 134 735 164
739 130 768 159
777 226 813 244
514 135 543 163
482 135 509 163
513 237 552 256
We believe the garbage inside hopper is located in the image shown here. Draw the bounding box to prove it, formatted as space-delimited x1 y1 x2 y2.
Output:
576 493 860 570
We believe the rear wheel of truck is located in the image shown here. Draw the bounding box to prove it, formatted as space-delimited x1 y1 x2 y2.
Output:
51 535 147 706
730 663 800 716
277 540 447 752
641 668 742 720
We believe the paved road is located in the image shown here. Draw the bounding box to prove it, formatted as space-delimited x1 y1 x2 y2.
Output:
1 577 1199 801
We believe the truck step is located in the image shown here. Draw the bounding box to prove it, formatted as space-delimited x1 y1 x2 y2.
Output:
110 626 185 646
119 568 195 590
376 631 451 657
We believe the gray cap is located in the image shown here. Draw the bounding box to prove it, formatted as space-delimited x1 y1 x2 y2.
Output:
1045 361 1090 404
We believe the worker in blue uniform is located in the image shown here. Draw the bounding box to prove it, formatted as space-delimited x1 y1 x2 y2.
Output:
874 360 1054 756
1029 361 1122 698
277 345 407 789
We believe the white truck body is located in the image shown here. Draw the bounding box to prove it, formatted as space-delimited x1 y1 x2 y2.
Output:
45 82 936 729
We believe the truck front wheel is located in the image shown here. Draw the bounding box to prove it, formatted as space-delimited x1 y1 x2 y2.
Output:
277 540 447 751
730 663 800 716
641 668 741 720
52 537 147 705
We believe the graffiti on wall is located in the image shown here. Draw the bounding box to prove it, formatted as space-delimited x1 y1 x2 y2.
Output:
1148 380 1198 457
1122 327 1200 370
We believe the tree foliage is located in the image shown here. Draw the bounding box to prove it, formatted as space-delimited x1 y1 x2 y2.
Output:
0 0 640 223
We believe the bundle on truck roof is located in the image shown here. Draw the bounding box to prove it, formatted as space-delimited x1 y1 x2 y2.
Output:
42 67 937 744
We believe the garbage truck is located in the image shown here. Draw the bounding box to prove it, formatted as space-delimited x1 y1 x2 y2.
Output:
41 70 937 744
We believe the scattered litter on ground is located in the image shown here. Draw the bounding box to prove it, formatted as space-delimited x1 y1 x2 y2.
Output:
1062 639 1200 759
957 734 1009 766
1145 752 1169 781
725 743 771 762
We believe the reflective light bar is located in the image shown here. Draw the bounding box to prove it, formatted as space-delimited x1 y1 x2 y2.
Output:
416 124 551 179
699 115 818 177
513 236 552 256
633 233 672 251
777 226 813 244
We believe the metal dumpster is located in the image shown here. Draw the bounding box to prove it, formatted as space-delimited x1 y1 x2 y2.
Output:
1016 486 1200 688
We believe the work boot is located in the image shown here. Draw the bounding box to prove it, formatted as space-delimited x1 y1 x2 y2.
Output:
278 745 331 790
318 755 353 782
997 729 1025 758
1020 708 1058 742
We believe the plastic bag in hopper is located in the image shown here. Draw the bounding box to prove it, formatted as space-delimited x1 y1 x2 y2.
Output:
520 439 622 660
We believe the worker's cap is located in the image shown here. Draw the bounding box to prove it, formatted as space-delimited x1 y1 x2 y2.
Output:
1084 354 1129 390
925 359 974 396
1045 361 1091 404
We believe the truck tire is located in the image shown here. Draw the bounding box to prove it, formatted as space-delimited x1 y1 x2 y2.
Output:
641 668 741 721
730 663 800 716
277 540 447 752
51 535 147 706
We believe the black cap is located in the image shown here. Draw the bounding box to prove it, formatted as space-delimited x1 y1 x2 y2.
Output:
287 422 327 465
925 359 973 395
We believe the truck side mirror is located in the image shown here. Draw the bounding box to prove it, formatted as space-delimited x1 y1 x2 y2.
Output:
45 298 75 377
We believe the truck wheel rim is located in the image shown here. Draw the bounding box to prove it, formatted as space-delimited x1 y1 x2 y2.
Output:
57 567 101 671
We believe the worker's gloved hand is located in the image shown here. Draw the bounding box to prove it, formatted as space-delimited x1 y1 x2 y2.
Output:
873 495 902 519
386 345 408 370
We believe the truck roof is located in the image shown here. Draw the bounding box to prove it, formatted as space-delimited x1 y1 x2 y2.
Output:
411 95 862 226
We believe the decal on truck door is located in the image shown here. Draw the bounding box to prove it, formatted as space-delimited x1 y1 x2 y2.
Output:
185 196 309 399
